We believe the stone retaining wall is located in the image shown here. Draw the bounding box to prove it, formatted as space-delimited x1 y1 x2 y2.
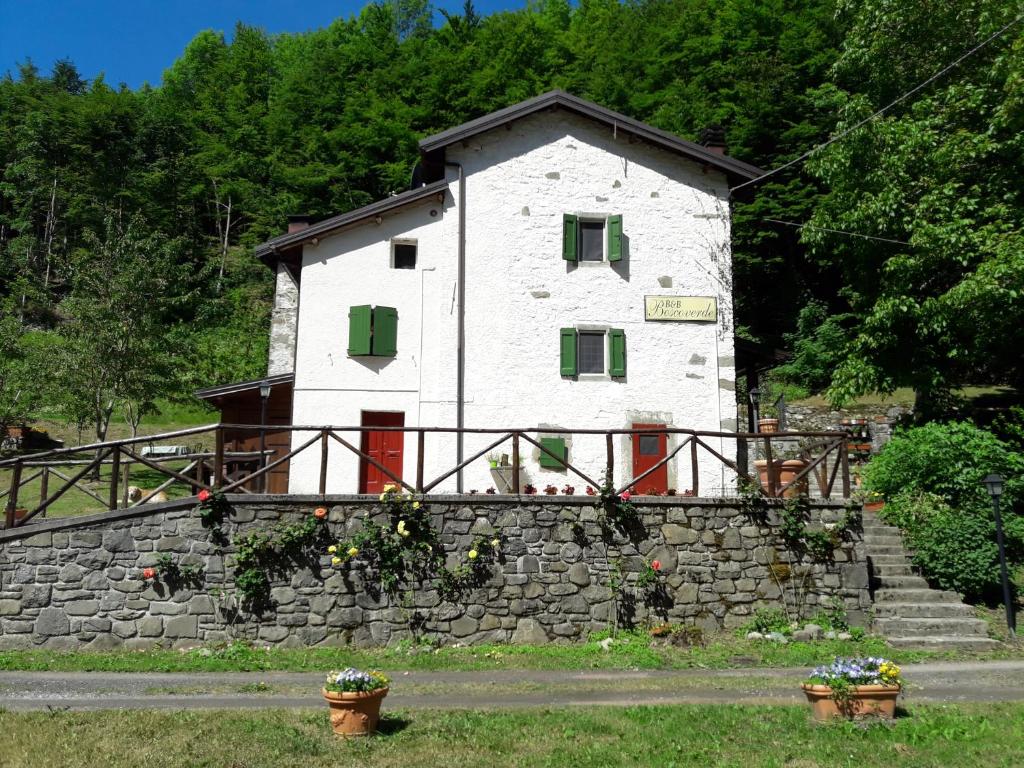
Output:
0 495 869 649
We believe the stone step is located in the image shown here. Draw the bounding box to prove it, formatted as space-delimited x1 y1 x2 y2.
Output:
865 544 911 556
868 554 912 564
874 617 990 637
886 635 1002 651
872 602 978 619
875 575 930 589
874 588 963 603
862 524 900 534
862 534 905 546
871 563 914 577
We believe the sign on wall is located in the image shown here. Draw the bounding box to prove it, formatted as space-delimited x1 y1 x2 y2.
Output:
644 296 717 322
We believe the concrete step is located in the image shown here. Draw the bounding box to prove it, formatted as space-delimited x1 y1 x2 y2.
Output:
875 575 930 589
872 602 978 619
862 524 900 534
874 617 990 637
886 635 1002 651
871 563 914 577
874 588 963 603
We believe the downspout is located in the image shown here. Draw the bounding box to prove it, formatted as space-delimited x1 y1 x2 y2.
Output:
445 161 466 492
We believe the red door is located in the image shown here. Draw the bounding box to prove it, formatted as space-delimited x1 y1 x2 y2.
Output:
359 412 405 494
632 423 668 494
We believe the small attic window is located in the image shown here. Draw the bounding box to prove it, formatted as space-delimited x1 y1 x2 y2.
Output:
392 240 417 269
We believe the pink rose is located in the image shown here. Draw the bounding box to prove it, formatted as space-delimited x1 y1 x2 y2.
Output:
651 560 662 571
620 491 631 501
198 489 212 503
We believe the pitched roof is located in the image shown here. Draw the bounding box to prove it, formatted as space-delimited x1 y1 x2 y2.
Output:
254 180 449 261
194 372 294 401
419 90 763 182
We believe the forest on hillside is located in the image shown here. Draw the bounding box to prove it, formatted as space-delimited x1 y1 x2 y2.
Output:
2 0 1023 441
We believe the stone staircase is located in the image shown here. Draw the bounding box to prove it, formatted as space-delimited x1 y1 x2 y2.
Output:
863 510 1000 650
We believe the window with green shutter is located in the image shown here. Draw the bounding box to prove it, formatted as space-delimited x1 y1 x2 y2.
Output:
539 437 567 469
560 328 578 376
348 305 397 357
347 305 372 356
371 306 398 356
562 214 622 263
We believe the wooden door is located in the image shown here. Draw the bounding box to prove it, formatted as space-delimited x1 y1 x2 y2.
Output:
360 412 405 494
631 423 668 494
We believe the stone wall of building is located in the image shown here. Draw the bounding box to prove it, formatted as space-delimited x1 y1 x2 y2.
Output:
0 495 869 649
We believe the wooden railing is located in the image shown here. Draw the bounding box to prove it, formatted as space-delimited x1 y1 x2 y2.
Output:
0 424 852 528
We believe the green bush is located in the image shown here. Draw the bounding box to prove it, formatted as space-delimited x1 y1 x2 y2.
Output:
865 422 1024 601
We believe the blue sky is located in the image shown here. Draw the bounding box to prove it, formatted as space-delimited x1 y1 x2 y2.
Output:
1 0 523 89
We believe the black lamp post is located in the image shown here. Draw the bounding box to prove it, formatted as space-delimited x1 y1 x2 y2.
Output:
749 387 762 433
983 473 1015 636
258 380 271 493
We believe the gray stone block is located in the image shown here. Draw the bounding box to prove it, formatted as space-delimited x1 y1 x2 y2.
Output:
34 608 69 637
511 618 548 644
164 615 198 639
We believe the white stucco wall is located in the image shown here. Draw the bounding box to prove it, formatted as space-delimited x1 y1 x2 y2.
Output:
288 110 737 495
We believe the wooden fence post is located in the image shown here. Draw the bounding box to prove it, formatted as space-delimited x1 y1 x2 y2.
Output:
213 427 224 490
5 460 22 528
605 432 614 488
763 436 778 497
39 467 49 510
840 436 851 498
690 437 699 497
511 432 521 494
416 430 425 493
108 447 120 511
319 429 329 495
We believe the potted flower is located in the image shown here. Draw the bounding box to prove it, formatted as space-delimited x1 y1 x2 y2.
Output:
543 484 559 495
801 657 902 721
322 667 390 736
487 453 500 469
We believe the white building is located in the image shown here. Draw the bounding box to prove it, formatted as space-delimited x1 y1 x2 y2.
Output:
204 91 761 495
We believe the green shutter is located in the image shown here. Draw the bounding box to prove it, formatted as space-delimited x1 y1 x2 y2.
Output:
608 328 626 377
371 306 398 357
607 214 623 262
559 328 577 376
562 214 578 262
539 437 567 469
348 305 372 356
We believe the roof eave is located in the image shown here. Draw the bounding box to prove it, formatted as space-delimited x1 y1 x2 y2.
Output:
254 180 450 261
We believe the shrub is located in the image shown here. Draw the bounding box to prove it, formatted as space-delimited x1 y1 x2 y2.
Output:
864 421 1024 601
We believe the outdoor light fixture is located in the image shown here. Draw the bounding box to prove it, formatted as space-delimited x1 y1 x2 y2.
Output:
258 381 272 493
748 387 762 433
983 473 1004 499
983 473 1015 636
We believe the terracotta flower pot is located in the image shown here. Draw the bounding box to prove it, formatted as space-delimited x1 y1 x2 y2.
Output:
863 501 885 513
801 684 900 721
757 418 779 434
777 459 810 499
322 687 389 736
753 459 783 495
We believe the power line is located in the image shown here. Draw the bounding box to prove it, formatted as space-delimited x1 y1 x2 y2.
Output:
765 218 910 245
731 14 1024 193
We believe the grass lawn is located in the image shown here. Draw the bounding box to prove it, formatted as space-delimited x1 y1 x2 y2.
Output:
3 633 1021 674
1 703 1021 768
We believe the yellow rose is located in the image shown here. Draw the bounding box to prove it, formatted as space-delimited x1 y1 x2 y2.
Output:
327 545 337 554
397 520 407 533
379 492 387 502
347 546 359 557
401 530 410 538
468 549 478 560
490 539 500 548
383 483 396 493
412 501 421 509
331 556 342 566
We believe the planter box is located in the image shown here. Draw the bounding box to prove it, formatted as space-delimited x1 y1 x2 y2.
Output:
801 684 900 721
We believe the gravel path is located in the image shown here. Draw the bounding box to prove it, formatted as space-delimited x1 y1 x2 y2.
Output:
2 661 1023 711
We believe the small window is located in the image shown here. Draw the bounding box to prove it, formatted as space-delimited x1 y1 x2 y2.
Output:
392 241 417 269
638 435 660 456
578 331 605 374
578 220 605 262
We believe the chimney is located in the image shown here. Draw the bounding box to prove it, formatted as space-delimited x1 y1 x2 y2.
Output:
287 214 315 234
699 125 727 155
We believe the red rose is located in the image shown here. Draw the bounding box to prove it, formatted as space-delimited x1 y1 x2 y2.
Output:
198 489 212 503
142 567 157 580
620 491 631 501
651 560 662 571
314 507 328 519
